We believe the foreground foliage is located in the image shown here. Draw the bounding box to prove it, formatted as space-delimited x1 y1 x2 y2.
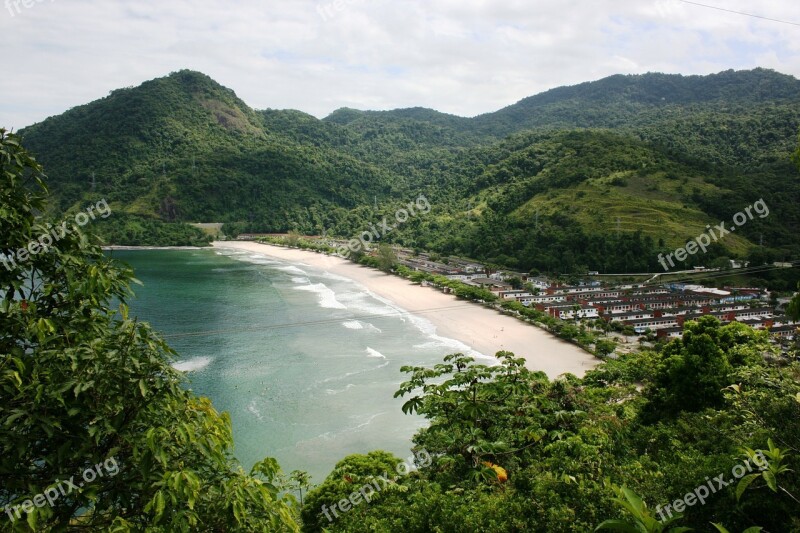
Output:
303 317 799 532
0 130 299 531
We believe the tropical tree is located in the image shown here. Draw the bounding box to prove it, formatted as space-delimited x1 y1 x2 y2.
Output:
301 451 405 532
0 129 299 531
787 283 800 322
394 352 563 485
642 317 734 420
376 243 397 272
595 339 617 358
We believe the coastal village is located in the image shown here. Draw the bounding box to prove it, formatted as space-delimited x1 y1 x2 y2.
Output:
393 249 798 348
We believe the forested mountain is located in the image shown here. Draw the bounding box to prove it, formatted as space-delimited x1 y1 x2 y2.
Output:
19 71 403 245
474 69 800 134
324 68 800 166
414 130 800 277
16 68 800 280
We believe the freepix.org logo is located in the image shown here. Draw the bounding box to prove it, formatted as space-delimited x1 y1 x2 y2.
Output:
1 199 111 272
4 457 120 523
657 198 769 271
337 195 431 257
5 0 55 17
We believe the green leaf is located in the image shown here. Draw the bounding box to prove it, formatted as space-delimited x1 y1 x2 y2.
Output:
594 519 640 532
762 470 778 492
154 490 165 521
27 508 38 530
735 473 760 501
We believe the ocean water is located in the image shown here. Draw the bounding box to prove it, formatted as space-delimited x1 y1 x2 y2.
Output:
110 248 488 483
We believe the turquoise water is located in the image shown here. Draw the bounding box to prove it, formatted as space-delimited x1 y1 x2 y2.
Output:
111 248 485 483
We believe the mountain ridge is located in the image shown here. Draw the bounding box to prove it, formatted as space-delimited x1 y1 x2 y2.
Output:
14 68 800 281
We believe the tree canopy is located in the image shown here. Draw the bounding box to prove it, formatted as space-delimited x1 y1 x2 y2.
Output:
0 129 299 531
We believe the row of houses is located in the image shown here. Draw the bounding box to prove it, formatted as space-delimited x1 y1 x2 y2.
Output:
531 285 795 341
395 250 796 342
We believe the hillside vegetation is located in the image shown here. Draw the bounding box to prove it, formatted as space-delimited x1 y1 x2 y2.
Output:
17 68 800 284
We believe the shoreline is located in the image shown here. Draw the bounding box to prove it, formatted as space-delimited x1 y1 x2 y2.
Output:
104 246 206 251
212 241 600 379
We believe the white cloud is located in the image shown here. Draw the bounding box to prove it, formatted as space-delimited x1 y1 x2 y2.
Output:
1 0 799 129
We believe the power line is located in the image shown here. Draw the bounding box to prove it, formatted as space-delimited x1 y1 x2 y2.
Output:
642 260 800 287
678 1 800 27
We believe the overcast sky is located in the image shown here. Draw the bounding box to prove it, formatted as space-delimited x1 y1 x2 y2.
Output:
2 0 799 129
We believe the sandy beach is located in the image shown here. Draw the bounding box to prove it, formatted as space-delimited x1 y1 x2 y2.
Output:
212 241 599 379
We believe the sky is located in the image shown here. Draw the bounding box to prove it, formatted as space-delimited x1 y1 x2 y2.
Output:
2 0 799 130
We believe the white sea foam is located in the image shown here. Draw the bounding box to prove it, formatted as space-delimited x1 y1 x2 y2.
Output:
298 412 387 444
239 254 277 265
215 249 276 264
295 282 347 309
221 249 491 365
337 290 405 318
365 347 387 359
325 384 357 395
247 399 265 421
215 250 246 258
276 265 307 275
412 340 442 350
292 276 310 284
315 360 390 385
172 356 212 372
407 314 498 364
321 271 357 283
342 320 382 333
249 254 275 261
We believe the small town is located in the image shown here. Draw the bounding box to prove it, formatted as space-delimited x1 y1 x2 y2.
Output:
394 249 798 348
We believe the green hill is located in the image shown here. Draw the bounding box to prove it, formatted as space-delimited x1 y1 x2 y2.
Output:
19 70 403 244
15 69 800 282
412 129 798 275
